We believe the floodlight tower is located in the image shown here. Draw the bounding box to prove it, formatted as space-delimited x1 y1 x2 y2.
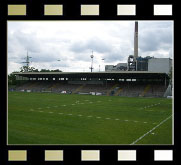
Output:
22 51 32 72
89 51 94 72
57 59 62 71
102 58 105 71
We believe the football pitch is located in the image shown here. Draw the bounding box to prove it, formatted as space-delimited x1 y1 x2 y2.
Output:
8 92 172 145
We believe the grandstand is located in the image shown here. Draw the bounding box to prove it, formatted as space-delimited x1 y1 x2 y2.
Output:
12 71 170 97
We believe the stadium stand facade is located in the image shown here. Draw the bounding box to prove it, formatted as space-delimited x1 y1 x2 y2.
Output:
11 71 170 98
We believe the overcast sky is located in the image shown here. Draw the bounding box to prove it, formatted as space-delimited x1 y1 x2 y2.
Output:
8 21 173 74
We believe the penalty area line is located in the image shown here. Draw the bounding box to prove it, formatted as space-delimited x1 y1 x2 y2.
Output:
130 114 172 145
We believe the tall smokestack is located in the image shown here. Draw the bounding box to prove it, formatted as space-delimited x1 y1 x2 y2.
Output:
134 21 138 60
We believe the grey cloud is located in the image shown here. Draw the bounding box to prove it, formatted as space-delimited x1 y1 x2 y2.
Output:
70 37 129 63
139 22 173 53
104 53 124 63
70 37 112 54
8 30 41 53
69 52 92 62
103 46 129 63
50 61 70 68
8 30 68 65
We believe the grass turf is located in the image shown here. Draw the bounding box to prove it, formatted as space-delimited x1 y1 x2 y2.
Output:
8 91 172 145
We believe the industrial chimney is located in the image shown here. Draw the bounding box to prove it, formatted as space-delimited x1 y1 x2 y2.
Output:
134 21 138 60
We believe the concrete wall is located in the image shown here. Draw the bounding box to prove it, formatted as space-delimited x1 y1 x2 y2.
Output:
105 65 114 71
148 58 172 73
105 63 127 71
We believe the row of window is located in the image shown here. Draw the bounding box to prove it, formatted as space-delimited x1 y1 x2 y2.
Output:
27 78 164 81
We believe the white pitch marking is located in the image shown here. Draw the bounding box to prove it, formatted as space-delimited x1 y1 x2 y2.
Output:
49 112 53 113
115 119 120 120
96 117 101 119
68 114 72 115
143 122 147 124
106 118 110 120
78 115 82 116
59 113 63 115
130 115 172 145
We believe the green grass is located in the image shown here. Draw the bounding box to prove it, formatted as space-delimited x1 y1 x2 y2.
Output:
8 91 172 145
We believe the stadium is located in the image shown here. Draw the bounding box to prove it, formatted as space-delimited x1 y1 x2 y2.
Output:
8 21 173 145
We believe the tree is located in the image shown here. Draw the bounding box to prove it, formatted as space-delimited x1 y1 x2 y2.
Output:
8 73 17 85
28 67 39 72
20 66 39 72
32 69 39 72
40 69 51 72
50 69 62 72
19 66 62 72
20 66 29 72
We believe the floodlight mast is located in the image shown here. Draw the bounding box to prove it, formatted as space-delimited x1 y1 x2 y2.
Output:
57 59 61 72
22 51 32 72
89 51 94 72
102 58 105 71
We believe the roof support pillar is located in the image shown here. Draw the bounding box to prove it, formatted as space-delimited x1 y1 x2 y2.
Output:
165 75 167 88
